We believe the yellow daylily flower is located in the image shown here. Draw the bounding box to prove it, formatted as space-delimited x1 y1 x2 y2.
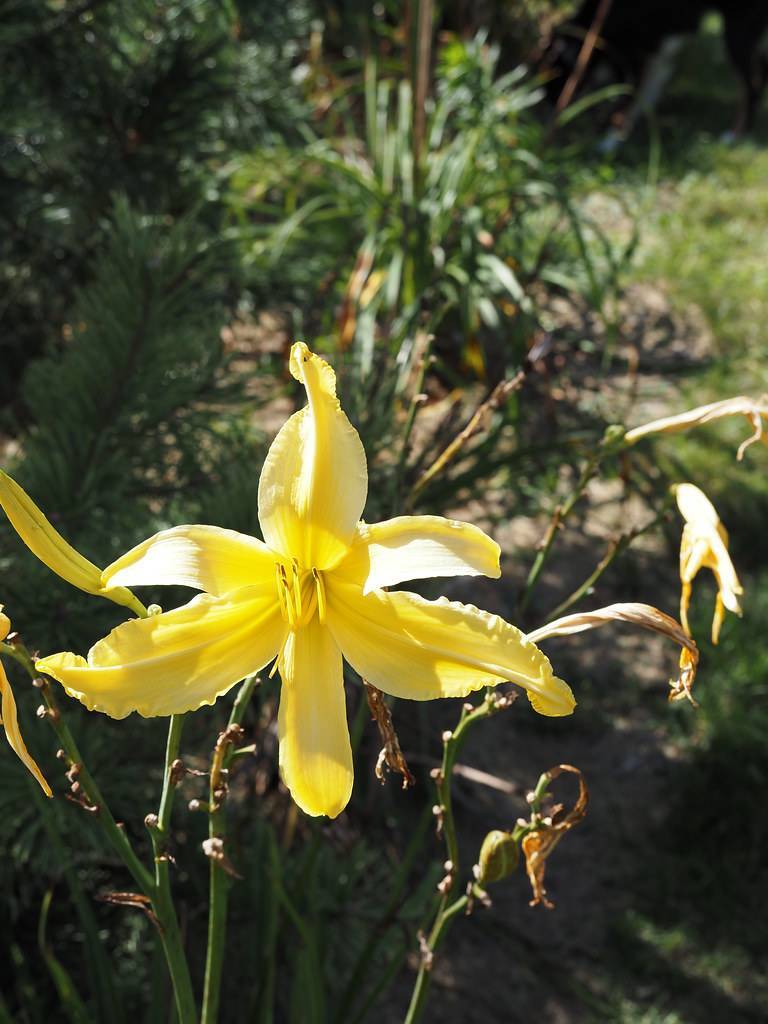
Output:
0 609 51 796
675 483 743 645
38 343 575 818
0 470 144 615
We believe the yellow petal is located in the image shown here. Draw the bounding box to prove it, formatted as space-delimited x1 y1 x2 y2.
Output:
705 531 742 615
0 608 9 643
0 470 139 612
711 592 726 645
335 515 501 594
675 483 720 529
679 526 710 585
277 618 353 818
102 525 277 596
325 580 575 716
0 661 52 796
258 343 367 571
37 585 284 719
676 483 743 635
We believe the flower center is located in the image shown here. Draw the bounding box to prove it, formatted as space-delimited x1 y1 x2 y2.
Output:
275 559 327 631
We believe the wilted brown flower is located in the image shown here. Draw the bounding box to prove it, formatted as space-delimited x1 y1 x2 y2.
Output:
624 395 768 461
526 602 699 704
522 764 588 909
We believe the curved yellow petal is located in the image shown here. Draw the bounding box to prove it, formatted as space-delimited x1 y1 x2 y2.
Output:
277 618 353 818
0 470 139 613
37 585 284 719
675 483 743 644
704 531 742 614
102 525 277 596
679 526 710 585
326 580 574 716
0 661 52 796
258 343 367 571
675 483 720 529
335 516 501 594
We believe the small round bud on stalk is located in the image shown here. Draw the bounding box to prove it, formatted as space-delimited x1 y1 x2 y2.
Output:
476 829 519 886
144 813 159 831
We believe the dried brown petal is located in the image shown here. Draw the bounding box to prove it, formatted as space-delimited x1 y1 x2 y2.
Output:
522 764 588 909
624 395 768 461
365 682 415 789
526 602 699 705
97 891 160 929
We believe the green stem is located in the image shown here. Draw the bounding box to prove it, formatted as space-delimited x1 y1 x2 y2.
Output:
149 714 197 1024
402 692 503 1024
543 503 671 623
7 627 197 1021
201 674 259 1024
392 333 433 516
520 454 600 613
403 894 469 1024
1 640 155 894
338 803 433 1022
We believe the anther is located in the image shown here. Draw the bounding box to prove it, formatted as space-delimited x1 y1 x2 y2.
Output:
275 563 289 623
279 564 296 628
312 568 327 623
291 559 302 619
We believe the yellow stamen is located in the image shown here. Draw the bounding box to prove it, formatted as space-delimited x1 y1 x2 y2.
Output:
313 568 326 624
279 564 297 628
292 558 302 619
275 563 290 623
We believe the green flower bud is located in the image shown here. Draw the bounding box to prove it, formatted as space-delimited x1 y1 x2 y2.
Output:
476 829 519 886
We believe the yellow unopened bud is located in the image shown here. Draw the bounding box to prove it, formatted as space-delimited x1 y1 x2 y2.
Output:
476 829 519 886
0 471 143 615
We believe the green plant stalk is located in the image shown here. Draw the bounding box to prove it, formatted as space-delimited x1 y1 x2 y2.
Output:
543 502 672 623
519 451 603 612
2 638 196 1020
1 640 154 893
402 694 500 1024
149 714 197 1024
338 803 433 1022
403 894 469 1024
391 332 433 516
201 674 259 1024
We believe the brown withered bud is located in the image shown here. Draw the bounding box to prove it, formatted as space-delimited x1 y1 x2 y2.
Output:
202 836 242 879
169 758 186 788
417 931 434 972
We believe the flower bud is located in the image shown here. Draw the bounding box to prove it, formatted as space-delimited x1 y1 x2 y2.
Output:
476 829 519 886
